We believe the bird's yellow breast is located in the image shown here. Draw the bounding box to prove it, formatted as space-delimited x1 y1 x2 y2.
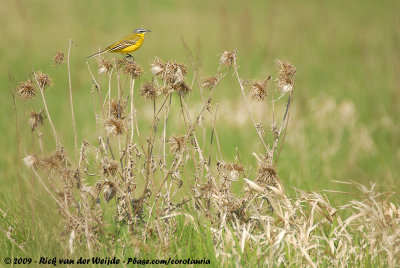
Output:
111 33 145 54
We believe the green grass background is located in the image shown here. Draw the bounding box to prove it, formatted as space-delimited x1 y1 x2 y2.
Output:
1 0 400 265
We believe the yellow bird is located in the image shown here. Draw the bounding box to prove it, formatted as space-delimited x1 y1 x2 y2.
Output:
87 28 151 60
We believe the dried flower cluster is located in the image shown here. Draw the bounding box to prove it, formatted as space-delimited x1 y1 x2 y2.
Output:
53 52 65 66
97 58 113 74
122 61 143 78
16 80 36 100
276 60 296 95
35 71 52 88
17 50 398 267
29 110 46 132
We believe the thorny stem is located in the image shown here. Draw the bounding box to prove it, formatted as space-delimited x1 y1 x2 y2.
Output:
233 56 268 151
67 39 78 159
274 92 293 165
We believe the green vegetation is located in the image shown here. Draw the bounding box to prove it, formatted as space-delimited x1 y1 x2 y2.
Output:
1 0 399 267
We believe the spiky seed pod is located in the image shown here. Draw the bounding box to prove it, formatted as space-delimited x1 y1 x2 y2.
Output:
23 154 41 168
202 76 218 90
34 71 52 88
110 99 127 119
16 80 36 100
169 136 186 155
276 60 296 94
219 50 236 68
97 58 113 74
150 57 165 76
140 82 158 100
104 118 124 136
103 181 116 203
249 78 270 101
172 82 191 96
122 61 143 78
29 110 46 132
100 159 119 176
256 165 279 188
53 52 65 66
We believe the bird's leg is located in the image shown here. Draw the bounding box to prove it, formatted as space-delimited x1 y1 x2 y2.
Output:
125 54 135 62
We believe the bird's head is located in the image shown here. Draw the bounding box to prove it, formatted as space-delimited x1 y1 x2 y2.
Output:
133 28 151 35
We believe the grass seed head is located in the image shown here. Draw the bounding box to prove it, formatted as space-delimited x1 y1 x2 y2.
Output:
53 52 65 66
16 80 37 101
35 71 52 88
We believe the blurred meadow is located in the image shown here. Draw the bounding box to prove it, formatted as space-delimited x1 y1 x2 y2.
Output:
1 0 400 265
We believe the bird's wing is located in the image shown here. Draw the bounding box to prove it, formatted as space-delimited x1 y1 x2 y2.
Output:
105 34 141 52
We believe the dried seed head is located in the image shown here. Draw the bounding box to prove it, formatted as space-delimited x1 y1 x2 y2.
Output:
219 50 236 68
104 118 124 136
103 181 116 202
169 136 186 155
123 61 143 78
150 57 165 76
256 165 279 188
159 86 173 95
100 159 119 176
172 82 192 96
53 52 65 66
16 80 36 100
202 76 218 90
140 82 158 100
276 60 296 94
249 77 270 101
110 99 127 119
29 110 46 132
35 71 52 88
23 154 40 168
97 58 113 74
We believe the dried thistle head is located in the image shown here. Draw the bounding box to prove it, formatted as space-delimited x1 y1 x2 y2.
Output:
16 80 36 100
104 118 124 136
202 76 218 90
100 159 119 176
169 136 186 155
122 61 143 78
219 50 236 68
110 99 127 119
276 60 296 94
29 110 46 132
249 77 271 101
34 71 52 88
23 154 41 168
103 181 116 203
172 82 192 96
140 82 158 100
256 164 279 188
150 57 165 76
53 52 65 66
97 58 113 74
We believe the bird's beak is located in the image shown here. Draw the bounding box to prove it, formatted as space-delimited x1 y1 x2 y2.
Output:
146 30 151 33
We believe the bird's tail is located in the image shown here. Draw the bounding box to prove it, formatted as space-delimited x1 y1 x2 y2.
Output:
87 49 108 59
